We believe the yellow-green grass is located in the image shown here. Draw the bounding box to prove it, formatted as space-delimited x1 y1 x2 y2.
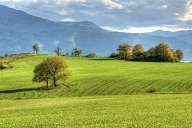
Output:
1 95 192 128
0 55 43 91
1 55 192 99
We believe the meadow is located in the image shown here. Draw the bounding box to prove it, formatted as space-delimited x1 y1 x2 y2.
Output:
1 55 192 127
0 55 192 99
1 95 192 128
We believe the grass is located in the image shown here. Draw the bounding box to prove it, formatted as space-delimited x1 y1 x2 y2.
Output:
0 55 43 91
1 95 192 128
1 55 192 99
1 55 192 127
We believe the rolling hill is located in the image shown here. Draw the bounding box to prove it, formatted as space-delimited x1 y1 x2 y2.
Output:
0 5 192 60
1 55 192 99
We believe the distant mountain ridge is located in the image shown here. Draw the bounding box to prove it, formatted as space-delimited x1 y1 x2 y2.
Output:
147 30 192 37
0 5 192 60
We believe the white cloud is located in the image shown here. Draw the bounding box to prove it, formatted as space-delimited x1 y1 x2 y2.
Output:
60 18 76 22
0 0 88 6
0 0 190 28
102 0 123 9
102 25 192 33
161 5 168 9
180 0 192 21
0 0 124 9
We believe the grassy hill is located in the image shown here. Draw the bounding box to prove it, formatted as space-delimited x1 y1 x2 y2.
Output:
0 55 192 99
1 55 192 127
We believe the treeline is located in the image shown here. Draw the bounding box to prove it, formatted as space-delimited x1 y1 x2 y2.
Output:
110 42 183 62
32 42 184 62
32 43 96 58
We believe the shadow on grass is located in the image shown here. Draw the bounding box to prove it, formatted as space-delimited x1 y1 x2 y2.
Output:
0 87 48 94
0 84 71 94
91 58 114 61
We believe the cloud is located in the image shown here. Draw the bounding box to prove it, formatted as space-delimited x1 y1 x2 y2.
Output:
102 25 192 33
160 5 168 9
102 0 124 9
0 0 191 32
60 18 76 22
180 0 192 21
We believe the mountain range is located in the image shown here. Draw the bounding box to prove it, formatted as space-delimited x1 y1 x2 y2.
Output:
0 5 192 60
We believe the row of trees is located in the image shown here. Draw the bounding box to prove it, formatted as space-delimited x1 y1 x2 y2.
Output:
32 43 97 58
32 42 183 62
110 42 183 62
32 43 84 57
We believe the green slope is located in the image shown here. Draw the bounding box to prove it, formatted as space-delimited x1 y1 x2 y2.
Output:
0 55 192 99
1 95 192 128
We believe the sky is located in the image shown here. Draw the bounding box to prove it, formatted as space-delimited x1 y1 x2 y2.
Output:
0 0 192 33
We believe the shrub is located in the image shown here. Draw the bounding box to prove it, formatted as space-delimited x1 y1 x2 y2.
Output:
0 63 7 70
85 53 97 58
0 63 11 70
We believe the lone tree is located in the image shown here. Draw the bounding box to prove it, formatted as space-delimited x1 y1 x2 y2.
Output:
32 43 40 54
117 43 132 60
72 48 82 56
33 56 69 88
33 61 50 88
54 47 63 56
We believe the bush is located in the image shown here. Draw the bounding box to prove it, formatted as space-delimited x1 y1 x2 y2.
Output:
0 53 31 70
0 63 10 70
85 53 97 58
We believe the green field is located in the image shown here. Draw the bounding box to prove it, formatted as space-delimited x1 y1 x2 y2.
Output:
1 55 192 127
1 55 192 99
1 95 192 128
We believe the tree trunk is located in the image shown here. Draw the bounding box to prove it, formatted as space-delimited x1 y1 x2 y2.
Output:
53 77 56 87
46 80 49 89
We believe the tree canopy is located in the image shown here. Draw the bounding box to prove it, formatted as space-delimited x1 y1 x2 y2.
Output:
33 56 69 88
117 43 132 60
54 47 63 56
112 42 183 62
72 48 82 56
32 43 40 54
